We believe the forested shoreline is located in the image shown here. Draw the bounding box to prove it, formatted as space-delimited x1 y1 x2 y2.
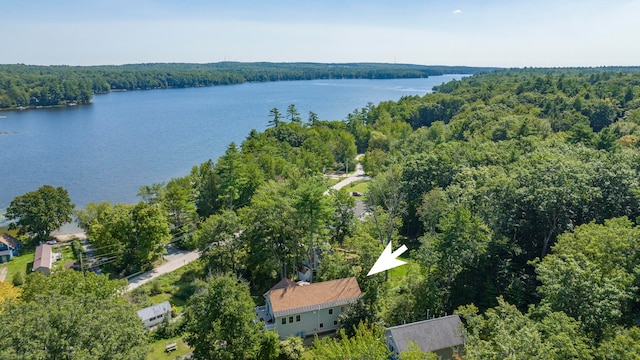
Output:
4 67 640 358
79 66 640 357
0 62 495 110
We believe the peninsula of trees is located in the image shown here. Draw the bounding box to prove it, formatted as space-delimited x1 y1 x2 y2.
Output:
0 62 497 110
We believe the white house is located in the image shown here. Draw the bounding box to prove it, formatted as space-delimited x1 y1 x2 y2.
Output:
256 277 362 339
385 315 466 359
137 301 172 328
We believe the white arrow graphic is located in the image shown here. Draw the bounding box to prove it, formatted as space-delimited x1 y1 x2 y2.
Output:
367 242 408 276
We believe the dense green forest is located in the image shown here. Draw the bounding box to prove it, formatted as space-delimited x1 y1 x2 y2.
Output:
0 62 496 109
5 67 640 358
353 67 640 357
107 67 640 357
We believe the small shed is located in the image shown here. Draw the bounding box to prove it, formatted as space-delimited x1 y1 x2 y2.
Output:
386 315 466 359
137 301 172 328
32 244 54 275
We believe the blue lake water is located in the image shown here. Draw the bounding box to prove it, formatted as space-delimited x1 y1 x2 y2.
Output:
0 75 464 217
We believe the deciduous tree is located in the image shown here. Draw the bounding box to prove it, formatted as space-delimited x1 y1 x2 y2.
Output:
87 202 170 275
183 274 264 360
6 185 75 243
312 322 391 360
0 270 146 360
427 206 491 308
194 210 244 275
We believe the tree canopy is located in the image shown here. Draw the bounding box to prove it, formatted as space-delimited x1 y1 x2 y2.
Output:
6 185 75 243
183 274 269 359
0 270 147 360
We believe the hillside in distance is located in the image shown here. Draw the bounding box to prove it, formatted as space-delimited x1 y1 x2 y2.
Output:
0 62 499 110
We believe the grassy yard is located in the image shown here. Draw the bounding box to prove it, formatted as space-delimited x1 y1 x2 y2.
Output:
146 337 191 360
326 178 340 186
387 240 420 280
0 232 81 283
0 249 34 282
52 243 77 272
345 180 369 194
0 227 33 282
124 260 202 313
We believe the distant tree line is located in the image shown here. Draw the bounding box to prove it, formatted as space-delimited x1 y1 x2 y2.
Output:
0 62 497 109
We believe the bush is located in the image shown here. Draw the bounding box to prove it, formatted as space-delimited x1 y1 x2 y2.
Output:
279 336 305 360
174 283 196 301
150 281 163 296
71 239 82 258
153 316 184 340
12 271 25 286
130 287 149 305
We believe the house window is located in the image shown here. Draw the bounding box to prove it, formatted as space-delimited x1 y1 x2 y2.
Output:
333 320 338 325
282 318 286 325
341 306 345 313
289 316 294 323
329 309 333 315
320 323 324 328
296 315 300 322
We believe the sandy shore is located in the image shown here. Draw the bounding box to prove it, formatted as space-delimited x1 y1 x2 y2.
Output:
54 232 87 241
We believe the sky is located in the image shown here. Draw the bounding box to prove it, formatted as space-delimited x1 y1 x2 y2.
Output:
2 0 639 68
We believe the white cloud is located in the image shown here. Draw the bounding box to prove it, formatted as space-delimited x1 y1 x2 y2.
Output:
452 9 462 14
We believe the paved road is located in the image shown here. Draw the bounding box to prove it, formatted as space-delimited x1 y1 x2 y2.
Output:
122 155 370 292
126 248 200 292
325 154 370 194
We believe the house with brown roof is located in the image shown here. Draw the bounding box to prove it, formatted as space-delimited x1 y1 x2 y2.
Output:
32 244 61 275
0 234 22 263
385 315 466 359
256 277 363 338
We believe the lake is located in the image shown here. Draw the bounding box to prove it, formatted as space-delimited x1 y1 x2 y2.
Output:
0 75 464 218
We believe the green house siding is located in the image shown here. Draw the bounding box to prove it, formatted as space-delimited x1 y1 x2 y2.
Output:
274 306 345 338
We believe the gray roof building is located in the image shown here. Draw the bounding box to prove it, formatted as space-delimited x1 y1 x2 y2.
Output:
137 301 172 328
385 315 465 359
32 244 53 275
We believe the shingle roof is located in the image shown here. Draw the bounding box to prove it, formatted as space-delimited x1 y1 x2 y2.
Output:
386 315 466 353
136 301 172 321
269 277 298 291
268 277 362 317
32 244 53 272
0 234 20 249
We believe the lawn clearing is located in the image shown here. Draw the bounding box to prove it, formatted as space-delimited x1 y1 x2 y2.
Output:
0 249 34 283
124 259 202 314
146 337 191 360
53 243 77 272
346 180 369 194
